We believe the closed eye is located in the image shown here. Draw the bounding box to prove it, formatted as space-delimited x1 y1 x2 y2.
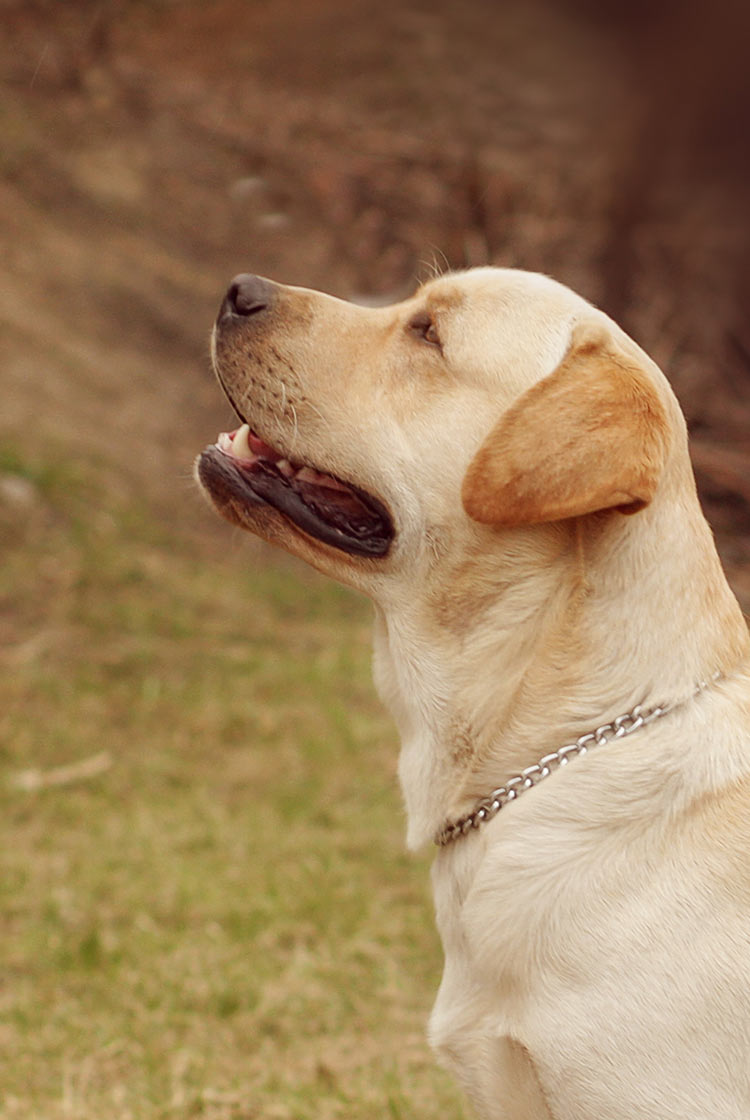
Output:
407 310 442 349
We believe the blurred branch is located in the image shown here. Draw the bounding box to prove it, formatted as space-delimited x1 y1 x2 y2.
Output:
11 751 113 792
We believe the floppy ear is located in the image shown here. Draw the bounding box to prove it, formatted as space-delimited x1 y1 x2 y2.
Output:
462 321 670 527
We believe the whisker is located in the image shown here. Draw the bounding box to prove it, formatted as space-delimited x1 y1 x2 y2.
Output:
289 401 299 450
302 398 326 424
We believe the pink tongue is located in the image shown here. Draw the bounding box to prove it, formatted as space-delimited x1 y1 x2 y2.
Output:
247 430 282 461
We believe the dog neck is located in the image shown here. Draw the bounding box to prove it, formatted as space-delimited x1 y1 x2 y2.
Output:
372 476 750 850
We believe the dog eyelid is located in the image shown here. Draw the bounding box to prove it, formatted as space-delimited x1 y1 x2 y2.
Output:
407 310 441 349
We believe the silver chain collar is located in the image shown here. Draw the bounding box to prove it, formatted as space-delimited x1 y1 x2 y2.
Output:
434 674 723 847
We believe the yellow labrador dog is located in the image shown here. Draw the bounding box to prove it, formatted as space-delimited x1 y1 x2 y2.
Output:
197 268 750 1119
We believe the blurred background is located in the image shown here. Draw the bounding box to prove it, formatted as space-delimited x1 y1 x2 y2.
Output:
1 2 749 1117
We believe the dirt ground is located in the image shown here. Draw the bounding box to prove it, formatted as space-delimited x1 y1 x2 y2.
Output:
2 0 749 595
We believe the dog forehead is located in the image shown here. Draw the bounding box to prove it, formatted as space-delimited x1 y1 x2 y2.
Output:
420 268 586 399
421 267 589 321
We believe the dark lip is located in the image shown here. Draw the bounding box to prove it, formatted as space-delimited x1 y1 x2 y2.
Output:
197 444 394 558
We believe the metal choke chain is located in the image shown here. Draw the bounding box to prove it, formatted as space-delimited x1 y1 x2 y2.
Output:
433 675 723 849
434 703 665 847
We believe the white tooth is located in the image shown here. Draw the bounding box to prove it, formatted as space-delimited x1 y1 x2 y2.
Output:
296 464 349 490
277 459 294 477
217 431 233 452
232 424 252 460
317 475 349 492
296 467 321 483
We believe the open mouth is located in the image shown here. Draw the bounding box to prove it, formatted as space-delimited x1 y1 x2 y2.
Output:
198 424 394 558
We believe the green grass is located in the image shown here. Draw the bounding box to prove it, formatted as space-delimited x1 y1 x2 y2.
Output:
0 443 469 1119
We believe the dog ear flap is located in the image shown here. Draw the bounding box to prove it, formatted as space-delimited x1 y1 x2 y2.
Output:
461 322 670 527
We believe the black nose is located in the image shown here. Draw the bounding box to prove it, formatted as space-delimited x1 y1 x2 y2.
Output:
221 274 276 319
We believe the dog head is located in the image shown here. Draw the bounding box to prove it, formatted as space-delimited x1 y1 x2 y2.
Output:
197 267 677 597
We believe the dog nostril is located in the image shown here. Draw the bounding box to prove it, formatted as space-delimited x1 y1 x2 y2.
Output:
224 274 276 318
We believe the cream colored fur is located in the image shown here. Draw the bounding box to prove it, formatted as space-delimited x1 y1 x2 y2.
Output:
202 267 750 1119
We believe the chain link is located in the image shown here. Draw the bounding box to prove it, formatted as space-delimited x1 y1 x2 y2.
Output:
433 675 724 847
